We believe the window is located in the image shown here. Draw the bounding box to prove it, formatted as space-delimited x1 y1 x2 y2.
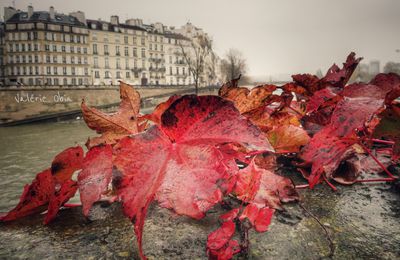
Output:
84 68 88 76
105 57 109 68
71 67 75 75
77 47 81 53
104 45 109 55
47 67 51 75
78 57 82 64
94 71 100 78
35 66 39 75
84 57 88 64
133 47 137 57
125 59 129 69
116 58 121 69
63 78 68 85
71 78 76 85
176 67 179 75
62 56 66 63
124 47 129 56
46 78 52 85
141 48 145 58
63 67 67 75
53 67 58 75
92 44 98 54
78 78 83 85
141 37 145 45
70 46 74 53
126 71 130 78
116 71 121 78
21 44 26 52
46 55 50 63
71 56 75 64
94 57 98 68
83 47 87 54
45 44 50 51
116 46 120 56
34 44 38 51
53 56 57 63
105 71 110 78
52 45 57 52
62 45 66 52
124 36 129 44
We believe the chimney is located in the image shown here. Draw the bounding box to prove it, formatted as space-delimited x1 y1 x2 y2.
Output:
49 6 55 20
69 11 86 24
110 15 119 25
3 6 18 22
27 5 33 18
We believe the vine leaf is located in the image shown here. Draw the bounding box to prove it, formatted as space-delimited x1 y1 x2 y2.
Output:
112 95 273 259
142 95 180 124
78 145 113 216
0 146 83 223
234 160 299 210
82 81 141 148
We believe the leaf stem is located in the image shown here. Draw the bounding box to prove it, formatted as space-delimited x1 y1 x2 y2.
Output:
357 178 395 183
323 175 337 191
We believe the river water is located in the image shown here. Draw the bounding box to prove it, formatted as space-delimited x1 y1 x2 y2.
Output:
0 120 93 212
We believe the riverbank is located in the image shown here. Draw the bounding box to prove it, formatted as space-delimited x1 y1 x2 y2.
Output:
0 85 219 125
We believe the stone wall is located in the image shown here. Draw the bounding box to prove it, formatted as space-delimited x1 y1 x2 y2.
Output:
0 86 185 123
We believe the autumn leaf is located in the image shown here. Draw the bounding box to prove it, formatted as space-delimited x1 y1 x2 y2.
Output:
267 125 310 153
0 146 83 223
82 81 141 148
219 79 276 114
112 95 273 259
239 203 274 232
300 96 387 187
78 145 113 216
234 160 299 210
141 95 180 124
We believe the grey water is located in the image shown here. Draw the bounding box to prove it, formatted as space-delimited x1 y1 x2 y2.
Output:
0 120 93 212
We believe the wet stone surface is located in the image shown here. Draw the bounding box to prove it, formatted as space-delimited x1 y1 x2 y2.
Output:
1 182 400 260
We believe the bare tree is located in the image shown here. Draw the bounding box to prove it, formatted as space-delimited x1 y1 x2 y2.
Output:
179 35 213 94
220 49 247 82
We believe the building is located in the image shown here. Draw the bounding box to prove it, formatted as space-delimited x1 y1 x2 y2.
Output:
87 17 148 86
3 6 91 86
1 6 221 87
0 22 5 86
164 32 193 85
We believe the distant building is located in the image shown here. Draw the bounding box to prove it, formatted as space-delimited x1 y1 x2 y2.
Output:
1 6 221 87
3 6 91 86
368 60 380 76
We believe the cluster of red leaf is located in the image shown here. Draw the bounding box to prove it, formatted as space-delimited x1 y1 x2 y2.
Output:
1 53 399 260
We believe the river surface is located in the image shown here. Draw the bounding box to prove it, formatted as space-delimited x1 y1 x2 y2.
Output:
0 120 93 212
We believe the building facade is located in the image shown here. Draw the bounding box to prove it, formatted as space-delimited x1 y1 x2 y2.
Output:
1 6 220 87
3 6 91 86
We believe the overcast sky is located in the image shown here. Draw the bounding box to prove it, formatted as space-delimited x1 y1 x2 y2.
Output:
1 0 400 80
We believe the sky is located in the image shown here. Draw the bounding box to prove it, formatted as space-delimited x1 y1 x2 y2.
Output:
1 0 400 80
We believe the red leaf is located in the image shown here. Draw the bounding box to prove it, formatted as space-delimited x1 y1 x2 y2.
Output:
142 95 180 124
112 95 272 259
207 220 236 251
44 180 78 224
219 208 240 222
234 160 299 209
0 169 53 221
208 240 241 260
1 146 83 223
239 203 274 232
78 145 113 216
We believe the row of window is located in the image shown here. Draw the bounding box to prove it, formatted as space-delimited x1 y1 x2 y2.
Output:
8 43 88 54
7 55 89 65
94 70 135 79
7 66 88 76
92 44 147 58
7 31 88 43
